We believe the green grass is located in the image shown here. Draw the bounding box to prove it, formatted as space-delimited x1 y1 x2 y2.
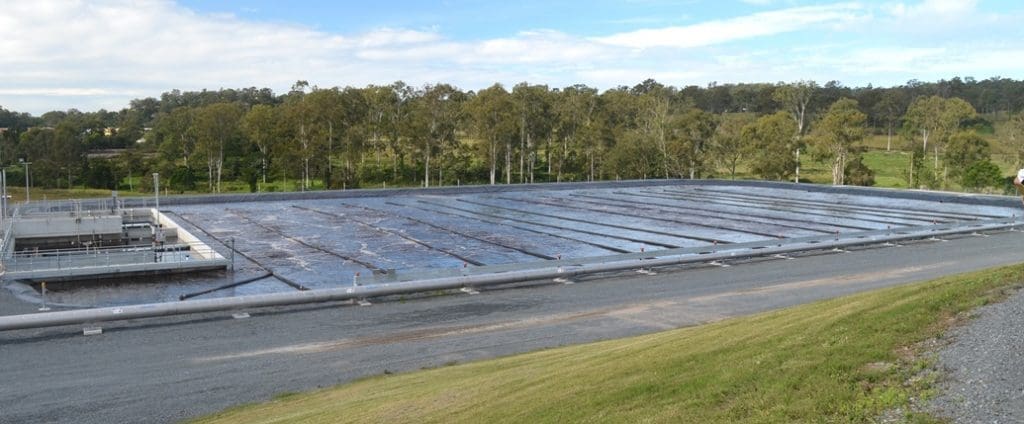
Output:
862 150 911 188
194 265 1024 424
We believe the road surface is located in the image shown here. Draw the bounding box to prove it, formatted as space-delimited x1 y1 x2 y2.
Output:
1 230 1022 423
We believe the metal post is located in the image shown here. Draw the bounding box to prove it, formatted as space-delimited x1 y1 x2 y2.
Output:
153 173 160 210
795 148 800 184
19 159 31 203
230 237 235 273
1 168 6 229
38 282 50 312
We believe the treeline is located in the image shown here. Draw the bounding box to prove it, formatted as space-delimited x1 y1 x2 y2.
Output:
1 76 1023 193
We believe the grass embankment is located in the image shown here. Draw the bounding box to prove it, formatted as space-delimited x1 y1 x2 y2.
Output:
196 265 1024 424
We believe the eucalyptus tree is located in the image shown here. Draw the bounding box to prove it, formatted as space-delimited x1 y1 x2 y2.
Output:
942 131 991 184
389 81 416 180
363 85 397 167
303 88 343 188
711 112 756 179
903 95 976 171
280 93 316 190
773 80 818 137
411 84 464 187
512 83 553 183
809 98 866 185
594 87 639 180
337 87 371 187
241 104 278 184
153 107 196 168
52 119 87 188
773 81 817 182
742 112 799 180
637 91 672 179
304 87 368 188
194 102 243 192
872 90 907 151
669 108 718 179
603 129 661 180
1002 111 1024 169
467 84 516 184
554 84 598 182
17 128 56 187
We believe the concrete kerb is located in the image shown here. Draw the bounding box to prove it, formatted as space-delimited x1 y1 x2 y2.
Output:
0 217 1017 332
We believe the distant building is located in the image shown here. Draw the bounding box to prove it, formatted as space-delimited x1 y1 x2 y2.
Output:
103 127 119 137
86 149 127 159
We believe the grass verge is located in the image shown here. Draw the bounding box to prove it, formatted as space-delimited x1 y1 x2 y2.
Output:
195 264 1024 424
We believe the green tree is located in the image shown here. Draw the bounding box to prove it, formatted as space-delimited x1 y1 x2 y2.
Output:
280 93 316 190
84 159 116 190
942 131 990 183
903 96 976 172
554 85 599 182
742 112 799 180
961 160 1002 192
772 80 818 137
467 84 516 185
1003 111 1024 168
872 90 906 151
710 113 756 179
408 84 464 187
603 130 661 180
194 102 243 192
168 165 197 193
844 156 875 186
637 89 673 179
513 83 553 183
154 107 197 168
363 85 396 168
669 108 717 179
241 104 278 185
810 98 867 185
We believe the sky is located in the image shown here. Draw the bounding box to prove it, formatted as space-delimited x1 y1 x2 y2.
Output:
1 0 1023 115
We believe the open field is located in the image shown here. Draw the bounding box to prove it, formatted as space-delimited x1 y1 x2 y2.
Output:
862 150 909 188
195 264 1024 424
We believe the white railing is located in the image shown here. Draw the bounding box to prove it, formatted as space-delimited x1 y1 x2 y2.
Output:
2 241 222 273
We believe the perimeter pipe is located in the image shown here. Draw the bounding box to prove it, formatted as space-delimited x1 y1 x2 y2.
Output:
0 219 1018 331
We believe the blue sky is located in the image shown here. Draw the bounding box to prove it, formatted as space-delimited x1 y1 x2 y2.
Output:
2 0 1023 114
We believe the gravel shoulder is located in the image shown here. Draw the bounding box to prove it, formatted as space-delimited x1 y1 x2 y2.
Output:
927 286 1024 422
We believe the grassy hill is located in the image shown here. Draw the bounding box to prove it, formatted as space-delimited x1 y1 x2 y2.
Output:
195 265 1024 424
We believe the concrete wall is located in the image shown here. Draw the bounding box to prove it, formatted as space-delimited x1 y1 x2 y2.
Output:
12 215 122 240
121 179 1024 209
148 208 224 261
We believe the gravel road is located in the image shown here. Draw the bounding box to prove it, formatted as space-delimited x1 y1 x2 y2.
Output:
928 287 1024 422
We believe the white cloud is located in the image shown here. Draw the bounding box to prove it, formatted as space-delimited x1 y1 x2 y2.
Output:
0 0 1020 114
0 88 128 97
592 3 866 49
884 0 978 18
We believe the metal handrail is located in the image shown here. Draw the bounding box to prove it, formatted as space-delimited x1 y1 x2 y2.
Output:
1 241 222 272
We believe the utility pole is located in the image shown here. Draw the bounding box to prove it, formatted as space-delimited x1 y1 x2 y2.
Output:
19 159 31 203
153 173 160 209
